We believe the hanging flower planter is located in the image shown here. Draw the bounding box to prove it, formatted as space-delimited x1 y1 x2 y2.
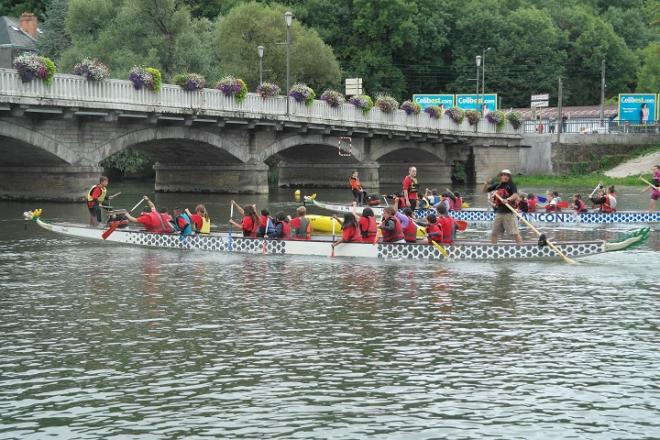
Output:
507 111 522 130
375 95 399 114
486 110 506 131
465 110 481 126
445 107 465 124
13 53 56 85
216 76 248 102
349 94 373 115
424 105 441 119
256 82 281 98
174 73 205 91
288 83 316 106
320 89 345 108
128 66 161 92
72 58 109 82
400 100 421 115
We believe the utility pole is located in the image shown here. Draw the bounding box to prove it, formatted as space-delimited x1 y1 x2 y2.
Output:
599 58 606 122
557 77 563 143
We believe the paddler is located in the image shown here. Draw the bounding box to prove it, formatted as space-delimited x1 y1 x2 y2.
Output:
187 204 211 234
436 204 457 244
482 169 523 244
349 170 368 205
290 206 311 240
379 207 405 243
351 204 378 243
172 207 194 235
402 166 419 209
270 212 291 239
573 194 588 213
125 196 172 233
228 201 259 237
86 176 109 226
331 213 362 249
591 186 617 213
641 165 660 211
402 208 418 243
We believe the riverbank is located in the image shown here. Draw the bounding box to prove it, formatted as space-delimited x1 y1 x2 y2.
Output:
515 173 645 187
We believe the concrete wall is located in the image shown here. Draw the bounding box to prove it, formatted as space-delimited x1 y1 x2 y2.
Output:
520 135 553 174
473 146 526 182
0 166 101 201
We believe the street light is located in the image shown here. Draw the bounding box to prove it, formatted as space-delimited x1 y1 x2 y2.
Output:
284 11 293 115
475 55 482 100
257 45 264 86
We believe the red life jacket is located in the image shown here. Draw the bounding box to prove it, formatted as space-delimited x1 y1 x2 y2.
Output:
527 198 537 212
381 216 404 242
574 199 587 213
493 188 509 206
403 217 417 243
342 224 362 242
453 197 462 211
545 203 556 212
277 220 290 239
601 195 616 213
359 216 377 243
290 216 311 240
426 222 442 243
438 216 455 244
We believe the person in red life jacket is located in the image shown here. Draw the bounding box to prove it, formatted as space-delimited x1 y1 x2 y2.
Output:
125 196 167 233
171 207 194 235
290 206 312 240
573 194 588 213
482 169 523 244
641 165 660 211
349 170 368 205
256 209 275 237
423 213 442 244
270 212 291 239
451 192 463 211
158 207 174 233
591 186 617 213
86 176 109 226
402 166 419 209
187 204 211 234
379 207 405 243
526 193 538 213
436 204 456 244
331 213 362 250
352 204 378 243
402 208 418 243
517 192 529 212
229 202 260 238
544 191 562 212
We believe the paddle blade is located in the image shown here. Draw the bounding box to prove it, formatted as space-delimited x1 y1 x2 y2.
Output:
456 220 468 231
536 196 547 203
102 222 119 240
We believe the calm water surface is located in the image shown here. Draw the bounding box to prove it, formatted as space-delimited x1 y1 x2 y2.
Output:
1 185 659 439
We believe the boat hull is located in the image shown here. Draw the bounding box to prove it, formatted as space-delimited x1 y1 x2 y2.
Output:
34 219 620 261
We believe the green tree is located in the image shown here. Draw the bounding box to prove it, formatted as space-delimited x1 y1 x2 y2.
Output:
636 42 660 91
604 5 657 49
212 1 340 92
60 0 214 81
36 0 70 60
0 0 46 18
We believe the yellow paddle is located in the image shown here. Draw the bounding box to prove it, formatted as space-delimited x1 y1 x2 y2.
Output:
414 223 449 258
494 194 576 265
639 176 660 191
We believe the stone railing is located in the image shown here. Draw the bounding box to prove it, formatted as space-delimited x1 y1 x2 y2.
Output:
0 69 521 137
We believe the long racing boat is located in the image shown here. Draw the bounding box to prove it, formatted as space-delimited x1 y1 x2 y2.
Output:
310 199 660 225
25 210 649 262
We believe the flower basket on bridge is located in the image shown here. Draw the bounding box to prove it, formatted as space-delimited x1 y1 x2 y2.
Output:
465 110 481 126
72 58 109 82
128 66 161 92
320 89 345 108
400 100 421 115
216 76 247 102
13 53 56 85
174 73 205 91
349 94 373 115
424 105 441 119
445 107 465 124
289 83 316 106
375 95 399 114
507 111 522 130
256 82 281 98
486 110 506 131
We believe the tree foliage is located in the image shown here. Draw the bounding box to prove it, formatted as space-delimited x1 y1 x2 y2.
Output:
636 42 660 92
35 0 69 60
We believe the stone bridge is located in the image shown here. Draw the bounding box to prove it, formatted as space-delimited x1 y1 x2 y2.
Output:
0 68 524 200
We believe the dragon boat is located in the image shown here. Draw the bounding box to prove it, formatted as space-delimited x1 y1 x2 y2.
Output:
309 199 660 225
25 210 649 262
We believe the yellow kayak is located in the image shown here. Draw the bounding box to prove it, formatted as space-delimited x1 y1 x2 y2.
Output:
307 214 425 237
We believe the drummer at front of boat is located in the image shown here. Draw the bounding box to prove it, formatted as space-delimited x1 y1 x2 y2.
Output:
379 207 406 243
482 169 523 245
270 212 291 239
641 165 660 211
349 170 368 205
290 206 311 240
187 204 211 234
573 194 588 213
172 207 194 235
590 185 617 213
332 213 362 249
402 166 419 209
545 191 562 212
229 202 259 237
86 176 109 227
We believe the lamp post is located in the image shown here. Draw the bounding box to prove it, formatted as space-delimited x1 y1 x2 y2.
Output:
284 11 293 115
481 47 492 97
257 45 264 86
475 55 482 112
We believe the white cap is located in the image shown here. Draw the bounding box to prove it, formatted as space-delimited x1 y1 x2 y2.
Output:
499 169 512 176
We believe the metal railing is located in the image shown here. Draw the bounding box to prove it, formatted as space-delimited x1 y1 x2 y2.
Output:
523 118 660 134
0 68 521 136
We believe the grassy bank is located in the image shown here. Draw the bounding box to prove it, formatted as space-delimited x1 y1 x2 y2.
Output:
515 173 646 187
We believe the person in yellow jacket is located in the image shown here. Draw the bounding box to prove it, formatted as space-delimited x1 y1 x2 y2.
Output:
86 176 109 226
187 204 211 234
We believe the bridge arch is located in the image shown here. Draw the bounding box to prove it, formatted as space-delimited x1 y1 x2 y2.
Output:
0 120 78 165
371 143 445 163
257 134 365 164
96 126 250 164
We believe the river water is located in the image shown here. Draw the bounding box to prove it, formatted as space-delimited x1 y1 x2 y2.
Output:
1 184 659 439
